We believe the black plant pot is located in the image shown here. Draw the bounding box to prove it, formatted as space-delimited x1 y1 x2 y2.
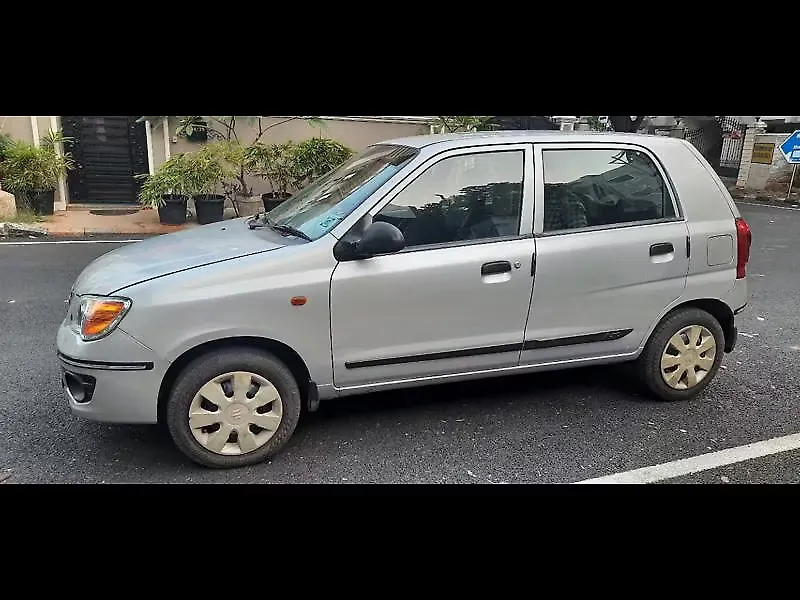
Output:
157 194 189 225
194 194 225 225
262 192 292 213
29 190 56 216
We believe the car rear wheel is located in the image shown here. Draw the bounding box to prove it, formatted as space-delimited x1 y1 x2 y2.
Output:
637 307 725 402
166 348 302 469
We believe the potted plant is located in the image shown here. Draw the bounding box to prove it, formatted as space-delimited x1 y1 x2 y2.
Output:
172 117 326 217
185 146 230 224
136 154 192 225
248 141 297 212
0 130 74 215
191 141 260 218
291 137 352 190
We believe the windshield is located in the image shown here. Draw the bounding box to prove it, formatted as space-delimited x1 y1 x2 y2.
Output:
265 144 420 241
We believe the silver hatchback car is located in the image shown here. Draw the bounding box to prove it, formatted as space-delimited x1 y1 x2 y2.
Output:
58 131 752 468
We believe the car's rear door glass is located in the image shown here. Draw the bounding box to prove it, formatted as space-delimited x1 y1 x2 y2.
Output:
541 148 675 233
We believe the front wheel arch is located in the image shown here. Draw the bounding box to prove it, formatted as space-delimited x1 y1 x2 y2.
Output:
157 336 312 425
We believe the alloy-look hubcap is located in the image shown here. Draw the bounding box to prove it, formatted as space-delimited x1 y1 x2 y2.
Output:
188 371 283 456
660 325 717 390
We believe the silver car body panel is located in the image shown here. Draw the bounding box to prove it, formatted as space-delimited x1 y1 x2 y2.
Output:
57 131 748 420
70 220 293 296
57 322 165 423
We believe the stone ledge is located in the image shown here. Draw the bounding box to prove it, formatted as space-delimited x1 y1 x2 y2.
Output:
0 222 49 238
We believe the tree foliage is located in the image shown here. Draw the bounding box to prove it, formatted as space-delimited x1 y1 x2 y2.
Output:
433 116 497 133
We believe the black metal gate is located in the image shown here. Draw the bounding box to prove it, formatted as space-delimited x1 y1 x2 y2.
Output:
61 116 149 204
682 116 747 178
716 116 748 177
489 116 558 130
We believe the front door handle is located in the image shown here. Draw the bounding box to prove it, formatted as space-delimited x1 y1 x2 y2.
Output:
650 242 674 257
481 261 512 275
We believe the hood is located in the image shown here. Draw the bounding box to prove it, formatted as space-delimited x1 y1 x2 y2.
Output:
72 219 288 295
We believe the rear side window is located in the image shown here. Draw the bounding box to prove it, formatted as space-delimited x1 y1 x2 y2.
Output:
541 148 676 233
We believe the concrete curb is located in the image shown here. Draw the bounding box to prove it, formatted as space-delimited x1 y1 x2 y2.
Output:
727 184 800 209
43 226 190 237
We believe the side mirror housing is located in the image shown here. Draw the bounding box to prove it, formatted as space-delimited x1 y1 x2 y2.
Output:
334 221 405 261
357 221 405 256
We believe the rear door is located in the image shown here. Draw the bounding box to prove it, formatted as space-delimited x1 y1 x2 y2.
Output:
521 142 690 365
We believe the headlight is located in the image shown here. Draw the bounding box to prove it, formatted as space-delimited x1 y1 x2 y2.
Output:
70 295 132 341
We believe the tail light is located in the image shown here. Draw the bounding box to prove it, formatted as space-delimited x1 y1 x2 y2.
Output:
735 217 752 279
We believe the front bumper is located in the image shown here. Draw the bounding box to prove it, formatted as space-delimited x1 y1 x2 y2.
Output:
56 322 166 424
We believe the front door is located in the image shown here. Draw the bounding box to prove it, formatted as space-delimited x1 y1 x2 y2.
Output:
330 144 536 389
521 142 690 365
61 116 149 205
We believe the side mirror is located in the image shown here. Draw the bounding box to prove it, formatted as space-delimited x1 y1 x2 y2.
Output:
334 221 405 261
357 221 405 257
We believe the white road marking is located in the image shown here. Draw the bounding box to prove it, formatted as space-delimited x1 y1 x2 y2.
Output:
737 201 800 211
0 239 141 246
574 431 800 484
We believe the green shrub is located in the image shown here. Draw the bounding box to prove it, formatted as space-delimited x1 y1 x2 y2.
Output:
0 130 74 195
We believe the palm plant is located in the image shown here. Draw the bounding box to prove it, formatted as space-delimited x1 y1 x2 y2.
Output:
136 153 194 209
290 138 352 190
1 130 74 212
248 141 297 199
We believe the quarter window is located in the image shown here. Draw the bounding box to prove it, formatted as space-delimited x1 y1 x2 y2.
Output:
541 148 676 233
374 150 524 249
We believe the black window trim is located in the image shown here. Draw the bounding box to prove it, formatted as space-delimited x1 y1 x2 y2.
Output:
340 143 534 254
536 217 687 238
395 233 534 256
532 141 685 236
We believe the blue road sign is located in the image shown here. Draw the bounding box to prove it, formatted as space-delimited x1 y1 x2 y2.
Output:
779 130 800 165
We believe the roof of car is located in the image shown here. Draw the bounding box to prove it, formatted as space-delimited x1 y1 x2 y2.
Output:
380 130 686 150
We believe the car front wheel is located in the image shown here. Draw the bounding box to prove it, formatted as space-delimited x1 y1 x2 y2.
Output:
637 307 726 402
166 348 302 469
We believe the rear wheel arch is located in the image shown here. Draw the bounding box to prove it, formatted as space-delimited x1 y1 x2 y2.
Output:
157 336 312 425
637 305 726 401
647 298 735 353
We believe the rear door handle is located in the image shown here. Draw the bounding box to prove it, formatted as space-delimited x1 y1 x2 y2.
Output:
650 242 674 257
481 261 512 275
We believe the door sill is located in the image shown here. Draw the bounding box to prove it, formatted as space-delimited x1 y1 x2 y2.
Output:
334 351 639 394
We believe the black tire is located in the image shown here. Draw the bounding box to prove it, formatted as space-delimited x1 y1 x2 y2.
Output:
637 307 725 402
166 348 302 469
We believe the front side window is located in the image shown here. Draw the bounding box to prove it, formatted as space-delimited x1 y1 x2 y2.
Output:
266 144 419 241
541 148 676 233
374 150 524 249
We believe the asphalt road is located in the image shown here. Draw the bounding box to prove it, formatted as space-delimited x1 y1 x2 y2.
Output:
1 203 798 484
